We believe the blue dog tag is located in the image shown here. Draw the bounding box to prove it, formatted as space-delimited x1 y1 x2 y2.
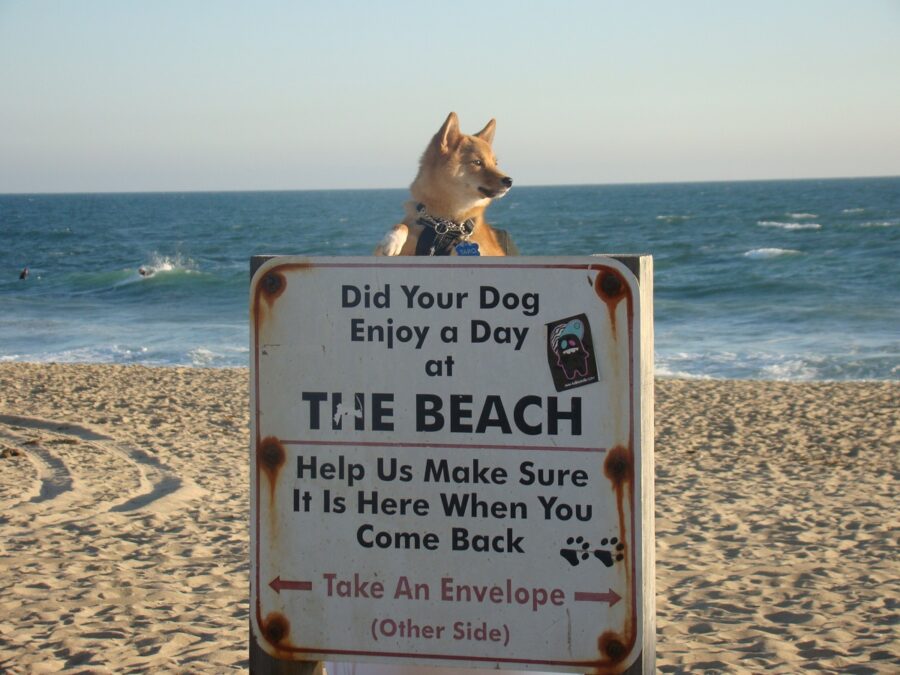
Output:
455 242 480 256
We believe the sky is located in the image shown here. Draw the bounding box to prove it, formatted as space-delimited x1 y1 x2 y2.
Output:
1 0 899 193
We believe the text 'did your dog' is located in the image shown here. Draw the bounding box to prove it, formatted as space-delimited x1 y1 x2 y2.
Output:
342 284 539 316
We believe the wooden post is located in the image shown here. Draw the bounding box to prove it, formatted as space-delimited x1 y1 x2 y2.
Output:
615 254 656 674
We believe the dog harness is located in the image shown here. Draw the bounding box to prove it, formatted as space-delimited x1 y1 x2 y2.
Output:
414 203 478 256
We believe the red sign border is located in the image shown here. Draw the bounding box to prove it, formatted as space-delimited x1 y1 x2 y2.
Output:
250 259 641 670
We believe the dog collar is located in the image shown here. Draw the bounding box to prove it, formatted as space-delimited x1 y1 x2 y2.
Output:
414 203 476 256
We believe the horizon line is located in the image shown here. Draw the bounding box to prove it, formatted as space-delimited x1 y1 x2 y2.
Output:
1 173 898 197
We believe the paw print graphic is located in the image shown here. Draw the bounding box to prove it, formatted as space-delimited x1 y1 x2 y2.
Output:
594 537 626 567
559 536 591 567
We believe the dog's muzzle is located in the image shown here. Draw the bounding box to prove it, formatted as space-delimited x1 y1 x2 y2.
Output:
479 177 513 199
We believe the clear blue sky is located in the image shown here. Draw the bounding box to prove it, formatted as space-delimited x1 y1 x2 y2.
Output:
1 0 899 193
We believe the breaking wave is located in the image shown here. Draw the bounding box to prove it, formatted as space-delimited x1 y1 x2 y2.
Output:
757 221 821 230
743 248 802 259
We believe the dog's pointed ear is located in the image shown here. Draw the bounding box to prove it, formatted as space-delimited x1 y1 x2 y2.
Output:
474 119 496 145
436 112 461 152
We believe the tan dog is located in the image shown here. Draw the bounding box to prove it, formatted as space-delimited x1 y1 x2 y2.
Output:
374 112 517 257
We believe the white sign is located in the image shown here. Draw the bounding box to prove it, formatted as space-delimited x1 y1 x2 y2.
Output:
250 256 652 673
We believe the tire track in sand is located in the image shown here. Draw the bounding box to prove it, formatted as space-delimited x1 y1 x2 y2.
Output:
0 414 203 521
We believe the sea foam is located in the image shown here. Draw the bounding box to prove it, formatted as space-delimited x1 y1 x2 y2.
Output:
743 248 802 259
757 221 821 230
139 253 198 277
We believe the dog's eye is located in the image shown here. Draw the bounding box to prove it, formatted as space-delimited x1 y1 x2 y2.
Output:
472 159 483 167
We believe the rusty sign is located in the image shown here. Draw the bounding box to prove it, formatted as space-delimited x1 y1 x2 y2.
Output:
250 256 654 673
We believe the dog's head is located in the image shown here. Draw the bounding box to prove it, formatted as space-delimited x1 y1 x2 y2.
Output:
416 112 513 210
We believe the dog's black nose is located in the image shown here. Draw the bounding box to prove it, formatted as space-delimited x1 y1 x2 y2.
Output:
502 177 513 188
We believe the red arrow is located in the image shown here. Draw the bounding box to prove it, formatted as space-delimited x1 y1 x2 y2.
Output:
574 589 621 607
269 576 313 594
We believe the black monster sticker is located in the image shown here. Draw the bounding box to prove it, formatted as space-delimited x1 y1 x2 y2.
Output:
546 313 599 392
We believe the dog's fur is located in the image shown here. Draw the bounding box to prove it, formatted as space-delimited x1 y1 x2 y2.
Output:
374 112 514 256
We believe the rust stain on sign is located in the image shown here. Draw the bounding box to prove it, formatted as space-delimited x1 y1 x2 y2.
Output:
604 444 633 488
262 611 292 649
253 262 315 331
601 443 637 667
603 445 634 568
257 436 286 496
605 444 635 544
597 630 629 666
253 271 284 329
593 268 631 335
262 271 286 299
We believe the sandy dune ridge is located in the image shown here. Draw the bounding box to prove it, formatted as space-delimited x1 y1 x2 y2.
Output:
0 364 897 673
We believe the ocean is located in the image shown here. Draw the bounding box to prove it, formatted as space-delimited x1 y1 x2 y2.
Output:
1 177 898 380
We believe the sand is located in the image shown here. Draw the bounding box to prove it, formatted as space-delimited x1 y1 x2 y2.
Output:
0 363 896 673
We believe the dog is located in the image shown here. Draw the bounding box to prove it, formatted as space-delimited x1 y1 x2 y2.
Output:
374 112 517 257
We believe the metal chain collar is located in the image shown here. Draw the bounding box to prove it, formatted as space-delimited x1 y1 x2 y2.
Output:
414 203 475 256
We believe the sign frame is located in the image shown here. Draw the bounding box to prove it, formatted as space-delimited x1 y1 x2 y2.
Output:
249 255 655 675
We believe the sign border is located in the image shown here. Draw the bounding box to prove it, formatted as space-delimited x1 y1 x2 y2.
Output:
250 257 647 672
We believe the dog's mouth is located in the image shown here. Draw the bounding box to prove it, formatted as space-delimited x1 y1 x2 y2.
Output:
478 186 510 199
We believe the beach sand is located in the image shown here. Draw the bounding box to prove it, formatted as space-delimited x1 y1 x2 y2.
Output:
0 363 896 673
